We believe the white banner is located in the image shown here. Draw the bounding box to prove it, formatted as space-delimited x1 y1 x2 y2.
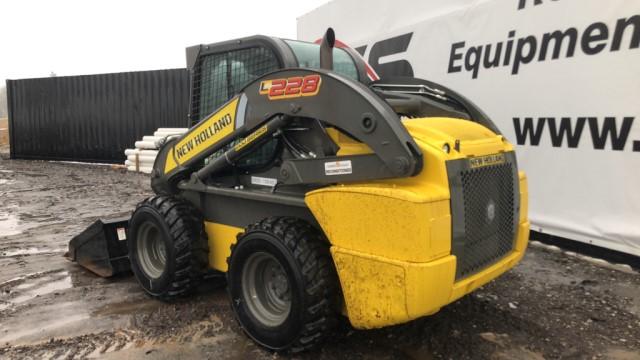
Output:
298 0 640 256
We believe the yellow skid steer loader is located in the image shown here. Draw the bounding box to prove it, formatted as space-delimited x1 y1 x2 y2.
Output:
67 29 529 352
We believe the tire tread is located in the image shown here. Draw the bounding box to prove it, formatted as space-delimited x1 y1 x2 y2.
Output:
132 195 208 301
230 216 339 353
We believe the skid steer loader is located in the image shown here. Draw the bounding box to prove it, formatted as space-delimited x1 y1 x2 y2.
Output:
67 29 529 352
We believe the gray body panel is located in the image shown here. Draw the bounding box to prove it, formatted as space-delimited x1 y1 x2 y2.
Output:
178 180 317 229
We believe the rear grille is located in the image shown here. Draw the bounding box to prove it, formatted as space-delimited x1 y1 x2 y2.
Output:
447 153 519 280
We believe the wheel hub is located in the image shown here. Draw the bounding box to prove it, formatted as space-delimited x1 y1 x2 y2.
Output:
136 222 167 279
242 252 292 327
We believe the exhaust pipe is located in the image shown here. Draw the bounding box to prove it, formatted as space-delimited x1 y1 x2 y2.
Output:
320 28 335 71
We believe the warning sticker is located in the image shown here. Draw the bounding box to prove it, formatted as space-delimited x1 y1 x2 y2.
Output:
116 227 127 241
324 160 353 176
251 176 278 187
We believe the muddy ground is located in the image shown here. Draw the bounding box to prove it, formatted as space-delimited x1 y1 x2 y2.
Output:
0 157 639 360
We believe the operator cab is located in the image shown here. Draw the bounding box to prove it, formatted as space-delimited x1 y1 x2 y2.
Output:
186 36 368 126
177 32 502 190
184 36 372 180
186 35 500 134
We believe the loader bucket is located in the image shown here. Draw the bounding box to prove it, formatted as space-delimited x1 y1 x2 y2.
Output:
65 217 131 277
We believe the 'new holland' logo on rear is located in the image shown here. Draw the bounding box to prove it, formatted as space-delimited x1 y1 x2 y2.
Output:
469 153 506 168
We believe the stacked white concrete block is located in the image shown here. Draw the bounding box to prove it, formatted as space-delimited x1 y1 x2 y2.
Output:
124 128 187 173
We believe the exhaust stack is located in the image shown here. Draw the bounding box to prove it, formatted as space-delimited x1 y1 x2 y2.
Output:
320 28 335 71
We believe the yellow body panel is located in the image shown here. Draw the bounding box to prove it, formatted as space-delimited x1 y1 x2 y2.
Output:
305 117 529 329
306 188 451 263
325 128 373 156
204 222 243 272
328 220 529 328
201 116 529 329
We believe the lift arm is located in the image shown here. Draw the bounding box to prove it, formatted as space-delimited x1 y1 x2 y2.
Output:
151 68 423 194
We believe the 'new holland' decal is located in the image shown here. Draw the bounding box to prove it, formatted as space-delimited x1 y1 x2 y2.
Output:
469 153 506 169
164 97 239 173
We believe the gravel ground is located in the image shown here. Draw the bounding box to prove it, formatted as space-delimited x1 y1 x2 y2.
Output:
0 157 639 359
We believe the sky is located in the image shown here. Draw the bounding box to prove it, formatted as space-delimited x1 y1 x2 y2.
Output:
0 0 329 86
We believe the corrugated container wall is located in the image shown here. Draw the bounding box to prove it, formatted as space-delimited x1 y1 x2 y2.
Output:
6 69 190 163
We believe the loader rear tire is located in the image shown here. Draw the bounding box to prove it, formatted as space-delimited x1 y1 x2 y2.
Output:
227 217 339 353
128 195 208 300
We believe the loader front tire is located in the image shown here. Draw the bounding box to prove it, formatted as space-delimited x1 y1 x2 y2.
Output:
128 195 208 300
227 217 339 352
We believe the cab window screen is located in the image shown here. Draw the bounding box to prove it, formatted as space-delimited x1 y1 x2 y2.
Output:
191 46 279 123
284 40 358 80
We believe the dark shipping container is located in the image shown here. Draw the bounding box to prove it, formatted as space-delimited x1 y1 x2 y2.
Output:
6 69 190 163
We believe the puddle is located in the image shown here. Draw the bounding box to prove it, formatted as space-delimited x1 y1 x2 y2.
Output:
513 250 583 289
0 270 136 346
0 270 72 311
0 211 65 237
0 298 133 346
0 179 15 185
604 348 640 360
0 302 91 344
2 247 63 257
93 298 162 317
610 284 640 316
0 170 14 173
0 213 22 237
0 269 63 288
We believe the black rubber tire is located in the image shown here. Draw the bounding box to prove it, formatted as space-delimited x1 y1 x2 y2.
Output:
128 195 208 300
227 217 339 353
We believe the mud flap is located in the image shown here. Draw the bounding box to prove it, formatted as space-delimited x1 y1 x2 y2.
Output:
65 217 131 277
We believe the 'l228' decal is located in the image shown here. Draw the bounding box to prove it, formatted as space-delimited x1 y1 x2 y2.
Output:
259 75 321 100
